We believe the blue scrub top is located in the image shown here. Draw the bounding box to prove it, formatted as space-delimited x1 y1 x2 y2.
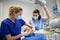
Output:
1 18 26 40
23 18 46 40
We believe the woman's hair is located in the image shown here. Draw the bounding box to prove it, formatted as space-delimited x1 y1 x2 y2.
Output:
32 9 41 20
9 5 23 17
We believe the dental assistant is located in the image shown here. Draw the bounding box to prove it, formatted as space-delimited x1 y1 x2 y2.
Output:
23 5 51 40
1 5 33 40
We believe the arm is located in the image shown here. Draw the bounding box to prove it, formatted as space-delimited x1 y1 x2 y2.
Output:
6 24 34 40
5 34 22 40
41 5 51 21
25 23 35 32
25 24 33 29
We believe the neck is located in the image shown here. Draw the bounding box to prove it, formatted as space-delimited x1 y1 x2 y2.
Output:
9 17 16 23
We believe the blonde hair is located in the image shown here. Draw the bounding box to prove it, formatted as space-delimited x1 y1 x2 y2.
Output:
9 5 23 17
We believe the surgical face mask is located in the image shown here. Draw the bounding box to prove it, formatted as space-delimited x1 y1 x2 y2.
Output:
15 16 22 20
32 16 38 20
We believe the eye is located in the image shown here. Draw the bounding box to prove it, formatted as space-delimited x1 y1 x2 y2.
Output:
35 15 37 16
33 15 38 16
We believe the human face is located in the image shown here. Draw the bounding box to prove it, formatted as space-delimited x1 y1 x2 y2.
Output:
13 11 23 19
32 13 39 20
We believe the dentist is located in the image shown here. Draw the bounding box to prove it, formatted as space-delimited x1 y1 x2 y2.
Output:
1 5 33 40
23 4 51 40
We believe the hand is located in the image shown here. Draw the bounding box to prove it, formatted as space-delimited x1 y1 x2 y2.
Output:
25 27 33 34
39 0 46 7
21 27 33 36
40 4 46 8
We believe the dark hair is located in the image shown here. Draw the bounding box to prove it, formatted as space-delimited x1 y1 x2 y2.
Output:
32 9 41 20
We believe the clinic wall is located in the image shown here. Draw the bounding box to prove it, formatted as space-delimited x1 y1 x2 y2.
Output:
0 2 2 25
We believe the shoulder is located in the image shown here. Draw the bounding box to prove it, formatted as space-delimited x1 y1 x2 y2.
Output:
18 19 26 25
1 18 9 25
19 19 25 22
